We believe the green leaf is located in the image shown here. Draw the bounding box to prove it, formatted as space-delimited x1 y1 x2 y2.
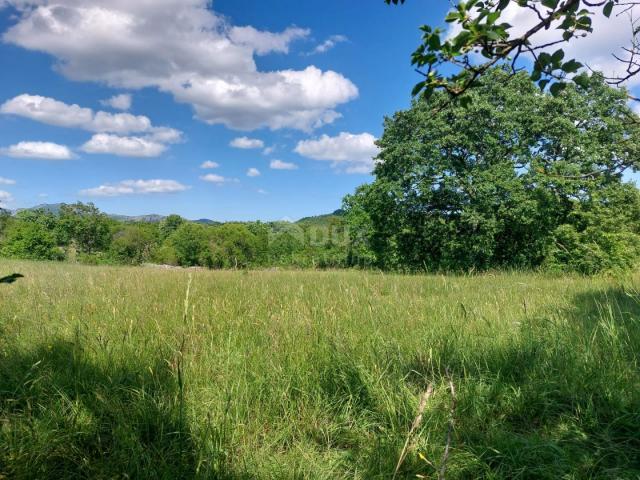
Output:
561 59 582 73
537 52 552 68
550 82 566 96
531 69 542 81
603 1 614 17
486 29 502 41
427 34 441 50
551 49 565 65
538 79 550 91
576 16 592 31
487 11 501 24
541 0 559 9
452 31 473 50
411 81 427 97
445 11 460 22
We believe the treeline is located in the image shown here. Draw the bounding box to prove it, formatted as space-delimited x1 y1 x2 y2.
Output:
0 204 349 269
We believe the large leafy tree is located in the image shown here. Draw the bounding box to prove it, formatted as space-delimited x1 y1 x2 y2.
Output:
56 203 112 254
344 69 640 272
387 0 640 99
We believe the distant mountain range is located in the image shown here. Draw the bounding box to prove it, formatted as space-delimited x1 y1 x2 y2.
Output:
9 203 344 225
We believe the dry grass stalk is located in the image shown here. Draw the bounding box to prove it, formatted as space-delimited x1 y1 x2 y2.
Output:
439 372 457 480
392 383 434 480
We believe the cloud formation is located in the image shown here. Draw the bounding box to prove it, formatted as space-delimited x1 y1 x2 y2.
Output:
200 173 236 184
80 179 189 197
0 177 16 185
200 160 219 169
246 167 260 177
309 35 347 55
81 134 166 157
2 0 358 131
230 136 264 149
1 94 181 140
229 26 310 55
270 159 298 170
3 141 74 160
101 93 132 111
0 190 13 204
294 132 379 174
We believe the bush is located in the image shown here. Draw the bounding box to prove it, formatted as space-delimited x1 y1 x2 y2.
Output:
1 220 64 261
110 226 157 265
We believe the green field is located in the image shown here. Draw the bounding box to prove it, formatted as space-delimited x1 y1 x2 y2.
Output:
0 261 639 479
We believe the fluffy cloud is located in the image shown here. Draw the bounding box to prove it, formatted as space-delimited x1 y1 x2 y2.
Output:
145 127 183 144
200 173 235 184
2 1 358 131
80 179 189 197
2 93 92 128
270 159 298 170
101 93 132 111
246 167 260 177
0 177 16 185
200 160 219 169
230 136 264 149
0 190 13 204
3 141 74 160
294 132 379 174
81 134 166 157
229 26 309 55
309 35 348 55
1 94 179 137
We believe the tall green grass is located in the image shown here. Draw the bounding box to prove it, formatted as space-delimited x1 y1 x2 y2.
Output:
0 260 638 478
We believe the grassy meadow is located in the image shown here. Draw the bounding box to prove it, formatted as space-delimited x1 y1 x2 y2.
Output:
0 260 639 479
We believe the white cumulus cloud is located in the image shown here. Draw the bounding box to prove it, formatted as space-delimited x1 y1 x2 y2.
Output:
2 1 358 131
230 136 264 149
3 141 74 160
294 132 379 174
200 160 219 169
270 159 298 170
229 26 310 55
81 134 166 157
200 173 235 184
80 179 189 197
0 177 16 185
1 94 182 143
309 35 347 55
101 93 132 111
246 167 260 177
0 190 13 204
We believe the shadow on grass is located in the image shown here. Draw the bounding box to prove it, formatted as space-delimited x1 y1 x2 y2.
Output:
0 273 24 284
0 339 209 479
377 286 640 479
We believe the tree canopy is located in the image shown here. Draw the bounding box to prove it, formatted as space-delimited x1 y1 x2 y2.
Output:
343 68 640 273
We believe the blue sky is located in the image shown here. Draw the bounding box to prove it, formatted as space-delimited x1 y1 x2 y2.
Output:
0 0 449 221
0 0 637 221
